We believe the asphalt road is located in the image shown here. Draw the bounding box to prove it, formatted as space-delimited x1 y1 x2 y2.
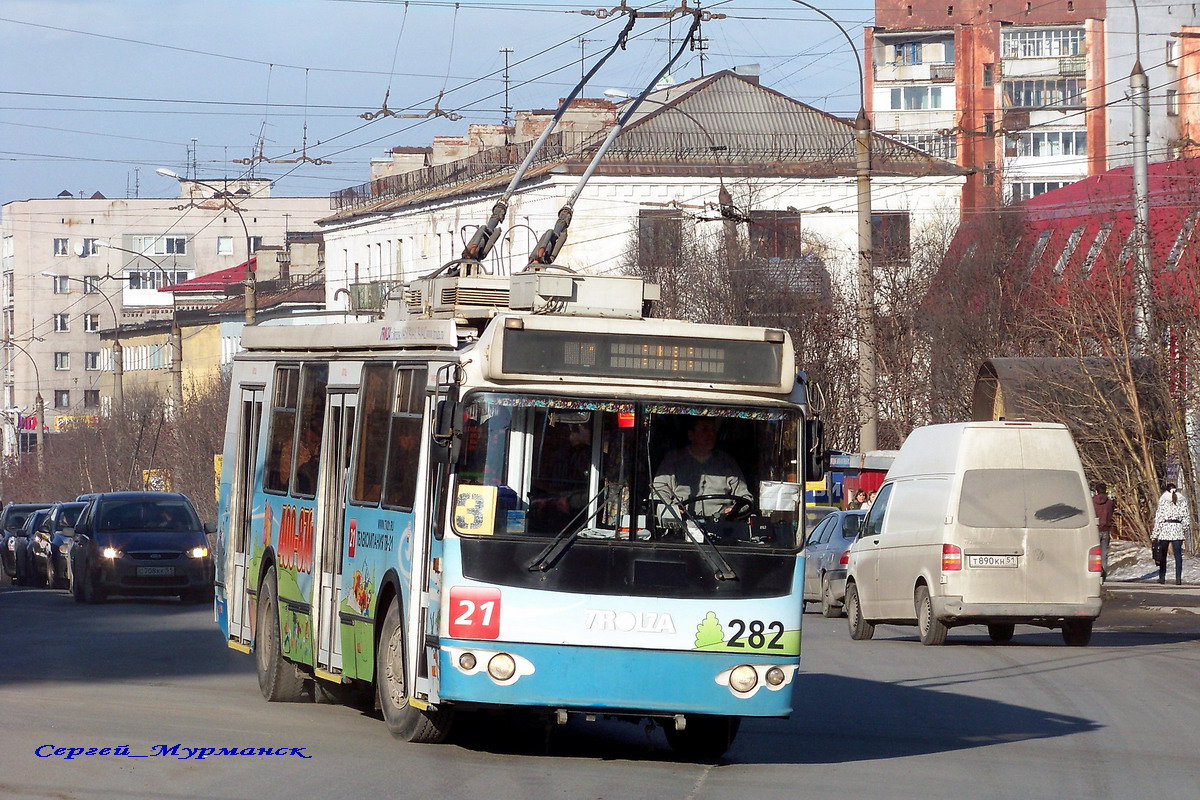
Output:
1 583 1198 800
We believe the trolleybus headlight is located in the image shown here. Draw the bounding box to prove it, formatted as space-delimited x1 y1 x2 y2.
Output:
729 665 759 694
458 652 477 671
488 653 517 681
765 667 786 687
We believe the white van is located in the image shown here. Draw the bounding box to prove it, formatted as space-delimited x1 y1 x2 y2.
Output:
843 422 1102 646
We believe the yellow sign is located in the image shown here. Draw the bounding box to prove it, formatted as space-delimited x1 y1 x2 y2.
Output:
143 469 172 492
453 485 496 536
54 415 100 432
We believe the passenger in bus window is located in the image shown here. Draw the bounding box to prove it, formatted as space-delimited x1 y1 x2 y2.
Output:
653 417 751 521
293 424 322 496
529 421 592 533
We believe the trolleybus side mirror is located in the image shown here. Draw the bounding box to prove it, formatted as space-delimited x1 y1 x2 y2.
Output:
432 388 461 464
805 418 826 481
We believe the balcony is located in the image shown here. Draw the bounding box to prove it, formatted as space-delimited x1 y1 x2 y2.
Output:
930 64 956 83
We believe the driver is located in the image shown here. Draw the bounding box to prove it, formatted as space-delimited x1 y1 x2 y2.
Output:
652 417 751 521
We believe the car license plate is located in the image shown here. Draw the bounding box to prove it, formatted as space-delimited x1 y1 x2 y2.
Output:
968 554 1018 568
136 566 175 577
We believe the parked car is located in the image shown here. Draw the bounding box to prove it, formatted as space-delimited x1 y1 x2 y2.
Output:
0 502 52 585
803 510 866 617
13 508 53 586
844 422 1102 647
69 492 215 604
27 501 88 589
804 504 839 535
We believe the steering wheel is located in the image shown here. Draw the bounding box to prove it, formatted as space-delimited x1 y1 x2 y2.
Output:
682 494 753 522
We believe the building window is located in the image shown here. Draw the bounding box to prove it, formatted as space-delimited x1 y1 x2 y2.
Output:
53 313 70 332
81 238 99 257
943 40 955 63
51 275 71 294
1009 181 1070 203
54 390 70 409
750 211 804 260
53 238 69 256
1003 78 1086 109
984 162 996 186
1166 40 1177 67
889 86 945 110
1166 89 1179 117
85 352 101 371
83 275 101 294
637 210 684 272
127 269 190 290
891 132 958 161
83 313 101 332
896 42 923 65
1001 28 1085 59
249 236 263 254
872 212 911 265
1015 130 1087 157
217 236 234 256
983 63 994 87
130 235 188 256
83 390 100 408
54 352 70 370
984 114 995 135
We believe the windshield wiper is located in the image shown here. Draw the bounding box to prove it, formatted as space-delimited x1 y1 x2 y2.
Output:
526 486 610 573
651 485 738 582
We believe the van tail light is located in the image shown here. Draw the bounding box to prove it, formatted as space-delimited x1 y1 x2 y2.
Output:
942 544 963 571
1088 545 1103 573
839 549 851 566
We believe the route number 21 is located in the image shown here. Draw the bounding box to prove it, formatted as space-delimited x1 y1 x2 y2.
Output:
448 586 501 639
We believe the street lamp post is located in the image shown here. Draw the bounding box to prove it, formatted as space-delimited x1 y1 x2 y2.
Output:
156 168 256 326
786 0 876 453
95 241 182 410
41 271 124 415
4 337 45 474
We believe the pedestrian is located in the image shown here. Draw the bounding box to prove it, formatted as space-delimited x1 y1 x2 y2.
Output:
848 489 867 510
861 489 877 512
1150 483 1190 585
1091 482 1115 580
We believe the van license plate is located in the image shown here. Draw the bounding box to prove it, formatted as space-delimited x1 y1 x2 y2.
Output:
136 566 175 577
968 555 1018 568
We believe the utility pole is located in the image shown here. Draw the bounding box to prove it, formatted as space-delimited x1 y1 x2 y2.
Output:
1130 54 1153 352
500 48 514 126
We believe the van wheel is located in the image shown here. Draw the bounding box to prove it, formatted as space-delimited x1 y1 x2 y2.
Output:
255 567 306 702
820 576 841 618
916 585 948 646
1062 620 1093 647
845 583 874 640
987 623 1015 643
377 600 453 743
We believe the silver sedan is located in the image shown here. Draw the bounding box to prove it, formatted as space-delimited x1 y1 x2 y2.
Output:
802 510 866 617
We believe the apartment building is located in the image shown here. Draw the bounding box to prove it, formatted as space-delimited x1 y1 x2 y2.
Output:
0 181 328 448
865 0 1200 209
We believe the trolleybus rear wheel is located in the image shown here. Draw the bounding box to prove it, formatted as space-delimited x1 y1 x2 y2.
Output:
663 715 740 760
376 600 453 743
255 566 306 702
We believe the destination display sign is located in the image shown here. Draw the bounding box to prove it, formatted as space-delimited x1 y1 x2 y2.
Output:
500 329 784 386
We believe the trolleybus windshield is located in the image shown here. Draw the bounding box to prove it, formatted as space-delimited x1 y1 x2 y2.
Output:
452 393 803 551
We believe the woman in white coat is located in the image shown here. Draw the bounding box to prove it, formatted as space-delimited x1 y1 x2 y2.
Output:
1151 483 1190 585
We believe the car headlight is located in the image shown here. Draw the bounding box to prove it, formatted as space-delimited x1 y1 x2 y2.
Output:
101 546 121 559
188 546 209 559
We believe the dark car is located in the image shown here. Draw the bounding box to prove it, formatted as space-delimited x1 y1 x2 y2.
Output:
69 492 214 604
13 508 52 587
27 501 88 589
802 510 866 617
0 503 53 585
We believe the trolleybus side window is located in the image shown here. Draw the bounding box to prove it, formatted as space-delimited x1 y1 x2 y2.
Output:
352 363 392 505
291 363 329 498
381 367 426 510
264 366 300 495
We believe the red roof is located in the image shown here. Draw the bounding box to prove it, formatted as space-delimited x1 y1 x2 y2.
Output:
160 257 255 293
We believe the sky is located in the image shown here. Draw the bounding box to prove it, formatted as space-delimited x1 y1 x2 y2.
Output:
0 0 876 206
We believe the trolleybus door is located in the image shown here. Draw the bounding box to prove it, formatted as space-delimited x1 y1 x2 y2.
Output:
228 386 264 646
314 390 356 674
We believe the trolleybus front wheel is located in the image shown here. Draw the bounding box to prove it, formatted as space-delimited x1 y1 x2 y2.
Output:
376 600 453 743
255 566 306 702
663 715 740 760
